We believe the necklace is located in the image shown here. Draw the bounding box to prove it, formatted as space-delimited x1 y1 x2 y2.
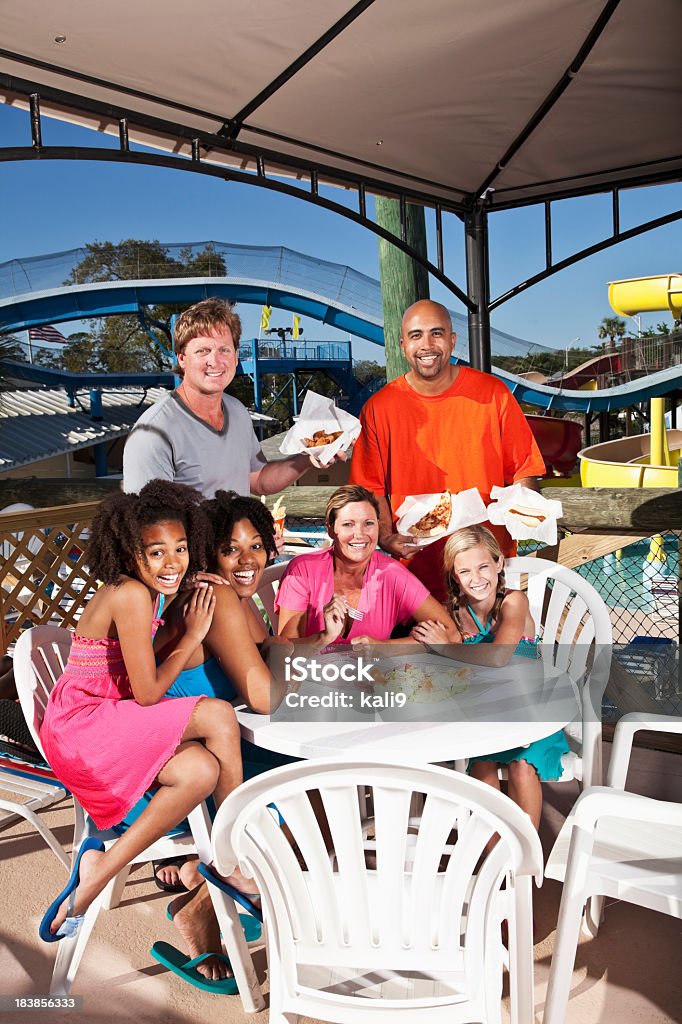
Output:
178 383 225 430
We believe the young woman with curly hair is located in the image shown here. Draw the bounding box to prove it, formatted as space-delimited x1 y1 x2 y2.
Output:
155 489 287 709
149 490 295 984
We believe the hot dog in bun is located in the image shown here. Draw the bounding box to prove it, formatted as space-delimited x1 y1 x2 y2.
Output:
507 505 546 528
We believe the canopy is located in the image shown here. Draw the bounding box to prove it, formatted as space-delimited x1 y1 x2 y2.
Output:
1 0 680 210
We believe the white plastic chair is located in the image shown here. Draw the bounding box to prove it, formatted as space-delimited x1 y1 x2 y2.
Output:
0 756 70 869
205 758 544 1024
247 558 288 630
502 557 613 788
1 502 46 622
0 503 42 563
1 623 71 868
12 626 263 1003
543 713 682 1024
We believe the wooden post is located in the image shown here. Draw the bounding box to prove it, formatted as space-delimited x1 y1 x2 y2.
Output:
0 477 121 508
375 197 430 382
547 487 682 531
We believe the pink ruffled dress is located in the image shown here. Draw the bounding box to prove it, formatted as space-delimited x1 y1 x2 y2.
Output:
40 604 202 829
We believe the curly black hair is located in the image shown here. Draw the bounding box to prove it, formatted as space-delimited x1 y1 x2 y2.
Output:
85 479 210 585
202 490 277 564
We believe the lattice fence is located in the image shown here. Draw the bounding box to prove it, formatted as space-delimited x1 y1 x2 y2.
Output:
1 502 99 650
519 532 681 718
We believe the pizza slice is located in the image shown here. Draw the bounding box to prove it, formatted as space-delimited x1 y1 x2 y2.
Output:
407 491 453 537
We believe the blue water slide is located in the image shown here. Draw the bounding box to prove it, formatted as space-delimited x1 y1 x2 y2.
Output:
1 276 679 413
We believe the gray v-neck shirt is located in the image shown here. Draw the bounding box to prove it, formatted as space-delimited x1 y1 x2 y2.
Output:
123 392 267 497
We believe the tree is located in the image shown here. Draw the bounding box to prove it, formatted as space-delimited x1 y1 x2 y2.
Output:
597 316 626 346
47 239 229 373
34 332 97 372
352 359 386 386
227 374 255 408
0 332 24 362
177 243 227 279
0 332 26 387
494 344 601 378
33 320 170 373
65 239 227 285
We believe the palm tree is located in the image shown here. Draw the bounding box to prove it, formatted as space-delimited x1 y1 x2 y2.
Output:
597 316 626 346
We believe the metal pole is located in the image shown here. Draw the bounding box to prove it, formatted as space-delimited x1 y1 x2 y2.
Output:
464 204 492 373
90 390 108 476
292 373 300 417
170 313 181 388
252 338 262 412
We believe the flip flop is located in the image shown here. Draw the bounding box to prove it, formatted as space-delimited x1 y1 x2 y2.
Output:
39 836 105 943
150 941 238 995
165 900 262 942
152 857 189 893
197 863 263 923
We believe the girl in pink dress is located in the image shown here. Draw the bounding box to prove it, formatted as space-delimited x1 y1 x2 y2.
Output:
39 481 244 952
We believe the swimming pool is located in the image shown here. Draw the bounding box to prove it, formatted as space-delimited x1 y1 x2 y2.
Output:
575 535 679 613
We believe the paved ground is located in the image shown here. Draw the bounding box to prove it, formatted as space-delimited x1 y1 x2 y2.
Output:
1 742 681 1024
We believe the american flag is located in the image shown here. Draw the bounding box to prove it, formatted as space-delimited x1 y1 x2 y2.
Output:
28 324 67 345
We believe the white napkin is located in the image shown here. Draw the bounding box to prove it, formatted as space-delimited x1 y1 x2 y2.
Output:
395 488 488 547
486 484 563 544
279 390 362 466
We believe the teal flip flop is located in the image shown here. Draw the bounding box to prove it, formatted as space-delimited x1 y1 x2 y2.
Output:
197 862 263 923
165 901 262 942
150 941 237 995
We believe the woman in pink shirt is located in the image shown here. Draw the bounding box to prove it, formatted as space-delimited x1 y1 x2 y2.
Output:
276 485 450 647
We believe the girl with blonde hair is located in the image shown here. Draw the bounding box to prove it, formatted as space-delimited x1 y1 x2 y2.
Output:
411 524 569 832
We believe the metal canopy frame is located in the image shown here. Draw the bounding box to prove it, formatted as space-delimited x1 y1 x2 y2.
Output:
1 1 680 373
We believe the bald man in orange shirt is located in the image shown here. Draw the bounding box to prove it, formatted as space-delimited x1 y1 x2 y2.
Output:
350 300 545 602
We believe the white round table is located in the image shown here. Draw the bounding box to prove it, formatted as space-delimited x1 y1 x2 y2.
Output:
237 655 579 763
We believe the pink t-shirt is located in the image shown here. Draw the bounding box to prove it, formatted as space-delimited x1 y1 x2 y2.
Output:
275 548 430 643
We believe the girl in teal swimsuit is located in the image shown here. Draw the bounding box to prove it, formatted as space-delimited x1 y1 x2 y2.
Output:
411 525 569 835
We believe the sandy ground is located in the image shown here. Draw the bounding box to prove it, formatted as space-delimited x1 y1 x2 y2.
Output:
1 743 681 1024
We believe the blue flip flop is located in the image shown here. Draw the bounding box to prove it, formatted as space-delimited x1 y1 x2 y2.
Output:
39 836 105 943
197 863 263 923
165 900 262 942
150 941 237 995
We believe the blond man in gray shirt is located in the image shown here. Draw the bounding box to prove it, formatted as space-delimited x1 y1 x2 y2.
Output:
124 298 340 497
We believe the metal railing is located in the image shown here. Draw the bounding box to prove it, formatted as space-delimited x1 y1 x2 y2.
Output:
239 340 351 362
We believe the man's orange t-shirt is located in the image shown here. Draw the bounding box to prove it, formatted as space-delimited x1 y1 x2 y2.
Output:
349 367 546 600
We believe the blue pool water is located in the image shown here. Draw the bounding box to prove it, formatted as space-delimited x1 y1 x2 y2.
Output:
575 535 679 611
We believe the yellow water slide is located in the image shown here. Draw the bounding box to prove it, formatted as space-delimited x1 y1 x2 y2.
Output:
579 274 681 488
608 274 682 320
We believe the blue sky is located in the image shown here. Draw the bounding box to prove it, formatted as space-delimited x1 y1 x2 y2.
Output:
1 102 680 364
